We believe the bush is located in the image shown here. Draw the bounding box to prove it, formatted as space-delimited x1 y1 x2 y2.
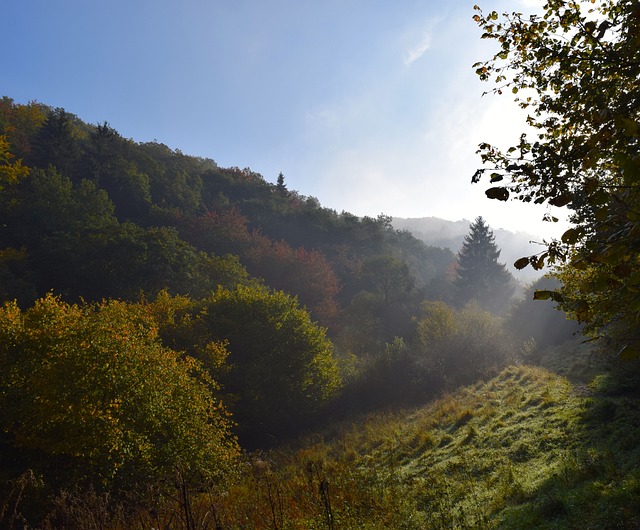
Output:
0 294 239 494
414 301 517 388
156 286 342 446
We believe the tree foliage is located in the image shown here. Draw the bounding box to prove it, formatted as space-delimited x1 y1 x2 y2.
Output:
473 1 640 349
154 286 342 445
244 236 342 326
0 98 451 334
0 294 238 492
414 301 516 387
0 97 46 159
276 171 288 197
0 135 29 188
0 96 485 463
30 108 82 177
362 254 414 307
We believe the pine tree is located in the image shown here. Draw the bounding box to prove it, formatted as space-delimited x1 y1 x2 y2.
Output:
30 108 81 177
276 171 288 197
453 216 515 313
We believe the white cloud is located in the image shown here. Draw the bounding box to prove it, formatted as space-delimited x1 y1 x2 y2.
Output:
403 33 432 66
303 75 568 239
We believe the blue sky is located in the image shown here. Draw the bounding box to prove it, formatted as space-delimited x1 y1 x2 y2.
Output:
4 0 562 236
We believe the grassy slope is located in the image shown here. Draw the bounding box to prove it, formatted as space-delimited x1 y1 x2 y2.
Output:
216 342 640 529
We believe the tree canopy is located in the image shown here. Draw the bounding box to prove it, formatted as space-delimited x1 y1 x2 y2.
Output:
473 0 640 352
0 135 29 188
153 286 342 446
0 294 238 492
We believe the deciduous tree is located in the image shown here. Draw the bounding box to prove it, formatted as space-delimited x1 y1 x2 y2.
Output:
0 294 238 492
244 236 341 326
472 1 640 352
182 285 341 445
414 300 515 387
0 135 29 188
0 97 46 159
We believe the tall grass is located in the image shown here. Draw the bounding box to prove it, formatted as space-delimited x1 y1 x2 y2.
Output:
7 344 640 528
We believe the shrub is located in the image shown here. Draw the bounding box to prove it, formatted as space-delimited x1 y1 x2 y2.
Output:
414 301 516 388
0 294 238 494
157 286 342 446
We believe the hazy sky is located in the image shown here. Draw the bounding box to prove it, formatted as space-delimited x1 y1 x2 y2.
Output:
4 0 564 237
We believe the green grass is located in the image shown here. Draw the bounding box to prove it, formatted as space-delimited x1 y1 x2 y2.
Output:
207 341 640 529
18 341 640 528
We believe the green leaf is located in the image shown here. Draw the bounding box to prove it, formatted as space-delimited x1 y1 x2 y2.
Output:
514 257 530 269
584 178 599 194
620 118 639 137
533 290 564 303
532 254 547 270
574 300 590 322
601 244 630 264
548 193 572 207
595 207 609 221
626 211 640 222
593 275 609 291
571 258 589 270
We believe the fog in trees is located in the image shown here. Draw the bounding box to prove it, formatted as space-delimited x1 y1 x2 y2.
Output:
453 216 516 314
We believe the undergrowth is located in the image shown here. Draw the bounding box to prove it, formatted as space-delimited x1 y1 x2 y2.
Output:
6 342 640 528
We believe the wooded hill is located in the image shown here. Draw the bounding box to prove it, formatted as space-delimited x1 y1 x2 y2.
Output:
2 0 637 523
0 98 455 328
0 97 579 526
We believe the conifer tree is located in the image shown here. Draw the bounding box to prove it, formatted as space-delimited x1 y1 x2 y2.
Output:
453 216 515 313
276 171 288 197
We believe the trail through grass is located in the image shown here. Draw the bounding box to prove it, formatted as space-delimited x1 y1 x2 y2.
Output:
24 342 640 528
211 345 640 529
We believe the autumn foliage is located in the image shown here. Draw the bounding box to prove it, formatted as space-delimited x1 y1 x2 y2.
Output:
0 295 239 493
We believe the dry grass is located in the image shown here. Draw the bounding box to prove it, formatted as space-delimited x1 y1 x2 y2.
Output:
7 342 640 528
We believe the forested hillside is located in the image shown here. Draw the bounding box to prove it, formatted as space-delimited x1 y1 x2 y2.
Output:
2 0 639 517
2 0 638 526
0 99 455 327
2 96 568 526
0 88 627 527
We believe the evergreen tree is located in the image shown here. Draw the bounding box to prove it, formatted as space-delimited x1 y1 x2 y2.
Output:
453 216 515 313
30 108 81 178
276 171 288 197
